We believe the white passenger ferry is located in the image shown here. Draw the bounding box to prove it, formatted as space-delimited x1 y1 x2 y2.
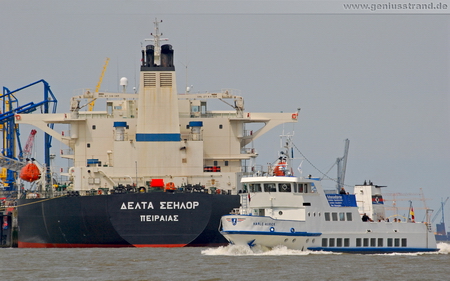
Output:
220 135 438 253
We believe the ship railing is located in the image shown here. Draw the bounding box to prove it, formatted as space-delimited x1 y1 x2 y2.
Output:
179 112 238 119
180 133 203 141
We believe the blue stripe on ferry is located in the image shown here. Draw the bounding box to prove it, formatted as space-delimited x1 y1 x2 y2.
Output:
136 133 181 142
307 247 438 253
221 231 321 237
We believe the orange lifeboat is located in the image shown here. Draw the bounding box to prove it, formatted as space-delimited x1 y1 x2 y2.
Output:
19 163 41 182
273 162 287 176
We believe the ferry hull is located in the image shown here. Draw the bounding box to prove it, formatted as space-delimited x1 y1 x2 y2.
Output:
18 192 239 248
221 214 438 253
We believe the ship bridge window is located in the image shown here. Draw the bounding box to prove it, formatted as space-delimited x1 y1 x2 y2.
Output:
324 212 331 221
295 183 310 193
249 183 262 192
279 183 291 192
339 213 345 221
263 183 276 192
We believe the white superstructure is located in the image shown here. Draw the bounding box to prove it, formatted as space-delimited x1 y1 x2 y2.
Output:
14 20 298 195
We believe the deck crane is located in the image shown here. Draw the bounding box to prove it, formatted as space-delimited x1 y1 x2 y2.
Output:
86 57 110 111
22 129 37 160
336 139 350 192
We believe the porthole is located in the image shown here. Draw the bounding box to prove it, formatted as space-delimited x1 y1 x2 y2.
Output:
292 239 296 243
279 211 283 215
284 238 288 242
306 239 309 243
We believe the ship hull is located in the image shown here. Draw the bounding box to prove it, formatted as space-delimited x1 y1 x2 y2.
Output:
17 192 239 248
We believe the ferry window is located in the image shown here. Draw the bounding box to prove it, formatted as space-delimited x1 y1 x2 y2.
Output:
363 238 369 247
339 213 345 221
186 125 190 129
219 124 223 129
322 238 327 247
370 238 376 247
346 213 353 221
344 238 350 247
332 213 338 221
214 161 218 166
279 183 291 192
249 183 262 192
87 143 91 148
225 161 228 166
337 238 342 247
378 238 383 247
92 125 96 130
387 238 393 247
264 183 276 192
401 238 407 247
329 238 335 247
298 183 304 193
394 238 400 247
293 183 298 193
324 212 330 221
356 238 362 247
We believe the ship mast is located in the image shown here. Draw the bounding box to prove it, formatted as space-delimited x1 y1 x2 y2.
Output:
145 18 168 66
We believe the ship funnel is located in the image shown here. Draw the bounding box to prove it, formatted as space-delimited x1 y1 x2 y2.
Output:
145 45 155 67
160 44 174 67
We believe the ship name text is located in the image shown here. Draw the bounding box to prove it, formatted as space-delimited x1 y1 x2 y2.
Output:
120 201 200 210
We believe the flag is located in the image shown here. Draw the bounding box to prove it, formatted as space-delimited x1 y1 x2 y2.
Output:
248 193 251 202
297 160 303 176
410 207 415 223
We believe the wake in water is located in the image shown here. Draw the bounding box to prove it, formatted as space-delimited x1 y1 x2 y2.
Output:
202 242 450 256
201 244 340 256
370 242 450 256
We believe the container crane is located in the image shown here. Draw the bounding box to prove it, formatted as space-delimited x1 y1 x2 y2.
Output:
432 197 449 235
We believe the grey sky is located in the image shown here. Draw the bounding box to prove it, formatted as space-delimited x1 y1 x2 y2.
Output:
1 1 450 226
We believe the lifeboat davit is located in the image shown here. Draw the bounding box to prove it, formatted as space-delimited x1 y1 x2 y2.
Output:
20 163 41 182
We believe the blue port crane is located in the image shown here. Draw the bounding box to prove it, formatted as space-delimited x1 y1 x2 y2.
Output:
0 80 57 191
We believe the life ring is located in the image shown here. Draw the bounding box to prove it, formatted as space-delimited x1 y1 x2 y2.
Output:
15 115 21 121
97 189 102 195
291 113 298 120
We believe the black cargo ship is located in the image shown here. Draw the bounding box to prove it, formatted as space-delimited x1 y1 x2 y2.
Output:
17 191 239 247
2 19 297 248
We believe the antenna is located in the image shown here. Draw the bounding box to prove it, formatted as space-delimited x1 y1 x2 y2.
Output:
144 18 169 65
